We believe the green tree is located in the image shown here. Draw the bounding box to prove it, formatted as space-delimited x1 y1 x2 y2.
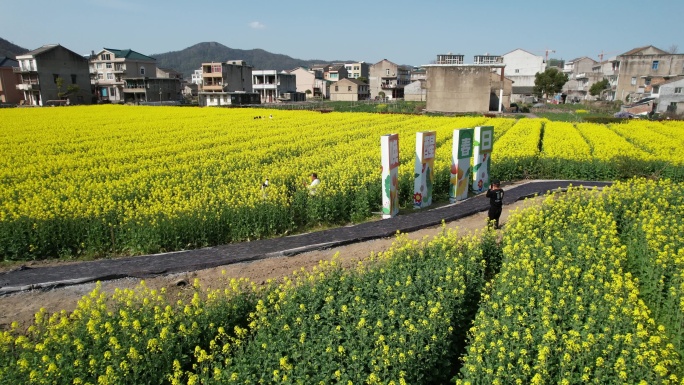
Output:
56 77 80 100
589 79 610 98
534 68 568 100
357 76 368 84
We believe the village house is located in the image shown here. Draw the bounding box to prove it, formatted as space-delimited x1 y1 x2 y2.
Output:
0 57 23 104
369 59 411 100
329 78 370 101
15 44 92 106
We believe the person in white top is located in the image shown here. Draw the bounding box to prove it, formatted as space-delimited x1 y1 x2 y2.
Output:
306 173 320 195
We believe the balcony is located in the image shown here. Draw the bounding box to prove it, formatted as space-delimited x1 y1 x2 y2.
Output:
576 73 588 79
17 83 40 91
113 65 126 73
381 83 399 89
202 85 224 91
122 84 147 93
13 67 37 73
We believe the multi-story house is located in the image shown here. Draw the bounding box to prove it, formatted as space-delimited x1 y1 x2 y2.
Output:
252 70 296 103
502 49 546 102
90 48 157 103
329 78 369 101
15 44 92 106
613 45 684 103
369 59 411 99
561 56 599 102
198 60 254 106
0 57 23 104
656 78 684 114
191 69 203 85
325 65 348 82
344 62 369 80
287 67 328 98
474 54 503 65
436 53 464 65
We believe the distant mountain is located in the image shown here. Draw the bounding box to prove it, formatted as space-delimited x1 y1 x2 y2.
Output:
0 37 28 59
152 42 355 79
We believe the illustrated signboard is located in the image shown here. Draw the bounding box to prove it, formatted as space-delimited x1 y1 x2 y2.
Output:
449 128 474 202
413 131 436 208
472 126 494 193
381 133 400 219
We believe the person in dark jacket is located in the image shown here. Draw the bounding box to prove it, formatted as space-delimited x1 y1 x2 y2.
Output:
486 180 504 229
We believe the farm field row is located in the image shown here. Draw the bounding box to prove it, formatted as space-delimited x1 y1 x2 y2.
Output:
1 179 681 384
1 106 683 261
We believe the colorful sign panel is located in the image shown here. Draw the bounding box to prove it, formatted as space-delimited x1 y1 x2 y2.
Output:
472 126 494 194
381 133 400 219
449 128 474 202
413 131 436 208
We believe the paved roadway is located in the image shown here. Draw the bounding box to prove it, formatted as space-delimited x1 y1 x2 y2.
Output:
0 180 611 295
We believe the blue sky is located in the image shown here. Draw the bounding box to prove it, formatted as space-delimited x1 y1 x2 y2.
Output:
2 0 683 66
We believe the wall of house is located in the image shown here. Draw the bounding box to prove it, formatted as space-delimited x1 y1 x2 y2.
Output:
33 47 92 105
329 80 368 101
656 79 684 113
369 60 398 99
404 80 426 102
224 64 253 92
425 66 491 113
503 50 545 83
615 54 684 102
0 67 24 104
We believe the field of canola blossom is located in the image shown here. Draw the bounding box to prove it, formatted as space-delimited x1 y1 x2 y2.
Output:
0 106 683 261
1 178 682 384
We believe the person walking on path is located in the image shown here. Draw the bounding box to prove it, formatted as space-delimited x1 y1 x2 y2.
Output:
486 180 504 229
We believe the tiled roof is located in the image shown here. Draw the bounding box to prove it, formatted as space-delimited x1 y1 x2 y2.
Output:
619 45 668 56
0 56 19 67
102 48 155 61
20 44 59 57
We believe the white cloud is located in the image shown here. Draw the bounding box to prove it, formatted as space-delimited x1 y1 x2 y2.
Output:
249 21 266 29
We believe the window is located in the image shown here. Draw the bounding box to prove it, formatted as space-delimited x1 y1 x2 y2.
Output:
675 87 682 94
101 53 111 60
53 74 59 83
96 63 102 69
106 63 112 69
652 86 660 94
71 74 77 84
212 64 221 73
631 77 637 85
97 73 103 80
335 86 339 91
140 67 145 75
515 69 520 73
106 73 113 80
652 60 659 70
348 86 352 91
386 69 390 75
644 78 651 86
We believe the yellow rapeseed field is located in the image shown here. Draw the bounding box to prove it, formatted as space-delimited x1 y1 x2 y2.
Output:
0 106 683 261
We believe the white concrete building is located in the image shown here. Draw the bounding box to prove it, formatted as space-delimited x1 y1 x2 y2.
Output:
502 49 546 102
191 69 202 85
656 77 684 114
252 70 296 103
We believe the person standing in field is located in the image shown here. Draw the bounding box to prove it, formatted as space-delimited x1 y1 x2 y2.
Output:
486 180 504 229
306 173 320 195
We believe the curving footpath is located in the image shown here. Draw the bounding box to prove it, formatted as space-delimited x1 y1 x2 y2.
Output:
0 180 611 295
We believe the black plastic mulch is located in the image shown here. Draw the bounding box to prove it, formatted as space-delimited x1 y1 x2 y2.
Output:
0 180 611 295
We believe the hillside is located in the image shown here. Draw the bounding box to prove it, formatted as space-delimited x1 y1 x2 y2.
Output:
0 37 28 59
152 41 353 78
